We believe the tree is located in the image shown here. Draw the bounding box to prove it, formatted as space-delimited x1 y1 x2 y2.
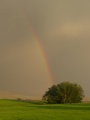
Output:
43 82 84 104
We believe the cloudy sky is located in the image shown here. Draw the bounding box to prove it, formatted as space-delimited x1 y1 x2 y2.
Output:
0 0 90 98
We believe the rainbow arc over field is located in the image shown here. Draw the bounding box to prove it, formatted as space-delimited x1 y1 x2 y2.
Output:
15 2 55 86
32 29 55 86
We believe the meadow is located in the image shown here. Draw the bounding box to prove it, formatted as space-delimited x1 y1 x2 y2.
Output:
0 99 90 120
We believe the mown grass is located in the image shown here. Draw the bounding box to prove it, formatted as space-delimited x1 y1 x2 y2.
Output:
0 99 90 120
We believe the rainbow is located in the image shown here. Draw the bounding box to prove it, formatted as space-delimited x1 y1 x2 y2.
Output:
14 1 55 86
32 29 55 85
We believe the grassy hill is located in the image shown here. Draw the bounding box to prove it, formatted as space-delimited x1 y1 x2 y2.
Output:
0 99 90 120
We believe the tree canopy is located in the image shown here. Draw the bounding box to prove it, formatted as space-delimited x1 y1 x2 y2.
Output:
43 82 84 104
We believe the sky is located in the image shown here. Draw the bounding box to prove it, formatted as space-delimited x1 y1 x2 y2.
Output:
0 0 90 99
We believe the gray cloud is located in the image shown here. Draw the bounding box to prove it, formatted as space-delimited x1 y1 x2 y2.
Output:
0 0 90 98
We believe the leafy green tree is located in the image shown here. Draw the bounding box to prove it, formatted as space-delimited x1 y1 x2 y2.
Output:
43 82 84 104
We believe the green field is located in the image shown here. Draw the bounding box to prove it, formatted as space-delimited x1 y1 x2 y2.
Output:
0 99 90 120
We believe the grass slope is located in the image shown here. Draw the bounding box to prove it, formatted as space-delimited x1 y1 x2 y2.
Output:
0 99 90 120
